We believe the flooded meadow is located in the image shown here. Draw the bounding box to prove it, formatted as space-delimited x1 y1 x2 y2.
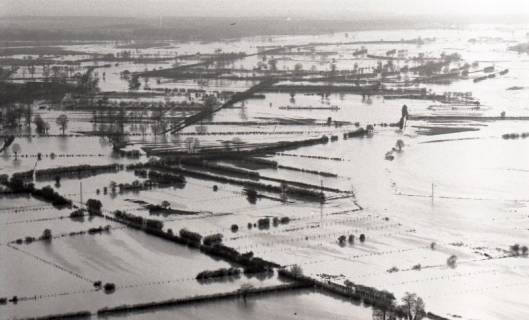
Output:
2 22 529 320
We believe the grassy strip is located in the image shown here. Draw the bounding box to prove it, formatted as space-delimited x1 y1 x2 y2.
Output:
17 310 92 320
96 283 309 316
35 164 122 180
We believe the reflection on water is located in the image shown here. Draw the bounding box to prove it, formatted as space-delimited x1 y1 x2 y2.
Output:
3 23 529 320
119 290 373 320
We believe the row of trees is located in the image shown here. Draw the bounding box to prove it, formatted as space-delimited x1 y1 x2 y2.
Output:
1 106 68 135
372 292 426 320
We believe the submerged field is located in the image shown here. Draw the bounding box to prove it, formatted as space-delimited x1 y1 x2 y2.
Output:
2 23 529 320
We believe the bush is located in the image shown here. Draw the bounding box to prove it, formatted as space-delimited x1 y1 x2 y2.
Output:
387 266 399 273
147 170 186 185
104 283 116 293
179 228 202 244
40 228 52 241
280 217 290 224
86 199 102 215
447 255 458 268
196 267 241 280
24 236 35 244
290 264 303 276
203 233 223 246
88 225 111 235
244 187 258 204
31 185 72 207
359 234 366 242
231 224 239 232
114 210 144 226
146 219 164 230
70 209 85 219
257 218 270 229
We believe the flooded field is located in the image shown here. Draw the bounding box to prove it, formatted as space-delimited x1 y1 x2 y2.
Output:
2 20 529 320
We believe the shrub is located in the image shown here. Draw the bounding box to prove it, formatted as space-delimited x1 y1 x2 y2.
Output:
145 219 163 230
510 244 521 256
387 266 399 273
104 283 116 293
86 199 102 215
88 225 111 235
114 210 144 226
31 185 72 207
179 228 202 244
290 264 303 276
231 224 239 232
359 234 366 242
24 236 35 244
447 255 458 268
203 233 223 246
244 187 258 204
257 218 270 229
196 267 241 280
147 170 186 185
70 209 85 219
280 217 290 224
40 228 52 241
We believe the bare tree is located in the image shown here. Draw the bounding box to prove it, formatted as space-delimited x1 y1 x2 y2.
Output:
401 292 425 320
239 283 254 301
396 139 405 151
231 137 244 151
56 114 69 135
161 200 171 209
290 264 303 277
11 143 21 160
33 115 47 134
184 137 195 153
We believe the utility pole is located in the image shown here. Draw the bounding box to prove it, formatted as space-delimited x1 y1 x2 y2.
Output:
320 179 324 219
80 181 83 209
431 182 435 204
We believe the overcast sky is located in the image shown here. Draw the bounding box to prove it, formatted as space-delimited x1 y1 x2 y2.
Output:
2 0 529 18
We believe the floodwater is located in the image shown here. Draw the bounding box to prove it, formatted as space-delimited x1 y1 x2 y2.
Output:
2 23 529 319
